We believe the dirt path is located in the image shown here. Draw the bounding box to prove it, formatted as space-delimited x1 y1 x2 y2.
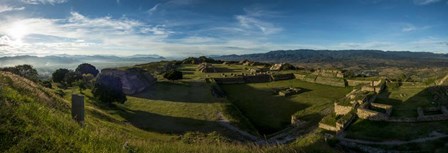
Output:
337 131 448 145
216 112 312 145
216 112 260 141
437 74 448 85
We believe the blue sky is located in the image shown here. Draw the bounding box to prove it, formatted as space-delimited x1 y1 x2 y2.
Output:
0 0 447 57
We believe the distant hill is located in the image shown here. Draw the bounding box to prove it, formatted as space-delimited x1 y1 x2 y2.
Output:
216 49 448 68
0 54 165 77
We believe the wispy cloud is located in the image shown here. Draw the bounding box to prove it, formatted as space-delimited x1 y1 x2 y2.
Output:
147 3 160 14
413 0 441 5
401 23 431 32
21 0 68 5
0 5 25 13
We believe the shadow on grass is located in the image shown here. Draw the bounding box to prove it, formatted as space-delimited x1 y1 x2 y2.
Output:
220 83 311 134
131 81 221 103
91 102 221 135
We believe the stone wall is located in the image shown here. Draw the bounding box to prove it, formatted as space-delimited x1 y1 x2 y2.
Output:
271 73 295 81
315 76 346 87
318 123 338 132
370 103 392 116
243 74 272 83
214 77 245 84
335 103 353 115
300 74 347 87
347 80 372 86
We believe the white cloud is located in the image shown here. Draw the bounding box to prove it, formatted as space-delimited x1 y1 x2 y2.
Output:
414 0 441 5
0 5 25 13
21 0 68 5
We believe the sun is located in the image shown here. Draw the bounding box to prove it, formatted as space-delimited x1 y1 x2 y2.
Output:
7 22 29 41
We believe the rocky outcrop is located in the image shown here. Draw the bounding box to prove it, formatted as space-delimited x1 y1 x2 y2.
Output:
99 68 156 95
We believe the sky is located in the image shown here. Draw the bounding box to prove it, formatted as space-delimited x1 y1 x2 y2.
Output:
0 0 447 57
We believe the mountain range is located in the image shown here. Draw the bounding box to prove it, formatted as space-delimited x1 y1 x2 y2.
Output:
216 49 448 68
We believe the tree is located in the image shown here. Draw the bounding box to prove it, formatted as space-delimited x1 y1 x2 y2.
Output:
52 68 70 83
163 70 183 81
64 71 82 86
1 64 39 82
75 63 99 77
92 75 126 104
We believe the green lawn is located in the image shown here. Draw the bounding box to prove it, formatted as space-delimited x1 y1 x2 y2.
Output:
221 79 352 134
345 119 448 141
375 86 435 117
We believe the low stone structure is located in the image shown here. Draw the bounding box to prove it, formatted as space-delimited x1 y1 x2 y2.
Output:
335 103 354 115
270 63 295 71
297 70 347 87
360 80 386 94
356 103 392 121
197 63 217 73
277 87 301 97
100 68 157 95
319 123 338 132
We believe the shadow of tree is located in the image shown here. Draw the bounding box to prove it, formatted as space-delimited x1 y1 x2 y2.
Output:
131 81 221 103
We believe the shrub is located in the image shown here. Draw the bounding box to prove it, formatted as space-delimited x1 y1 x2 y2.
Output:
92 75 126 104
163 70 183 81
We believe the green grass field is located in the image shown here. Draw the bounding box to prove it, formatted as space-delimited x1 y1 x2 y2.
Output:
221 79 352 134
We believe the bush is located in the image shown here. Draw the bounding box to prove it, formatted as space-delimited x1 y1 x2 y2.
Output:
52 68 70 83
92 75 126 104
1 64 39 82
75 63 99 77
163 70 183 81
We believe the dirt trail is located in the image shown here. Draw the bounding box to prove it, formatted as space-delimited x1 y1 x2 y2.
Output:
437 74 448 85
216 112 312 145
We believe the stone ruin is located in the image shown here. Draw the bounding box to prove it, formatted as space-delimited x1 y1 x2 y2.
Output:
312 69 346 78
356 103 392 121
99 68 157 95
269 63 295 71
298 69 347 87
360 79 386 94
197 63 217 73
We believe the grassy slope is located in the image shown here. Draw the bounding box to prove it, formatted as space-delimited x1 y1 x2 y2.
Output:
0 72 247 152
0 71 345 152
221 79 352 134
345 119 448 142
